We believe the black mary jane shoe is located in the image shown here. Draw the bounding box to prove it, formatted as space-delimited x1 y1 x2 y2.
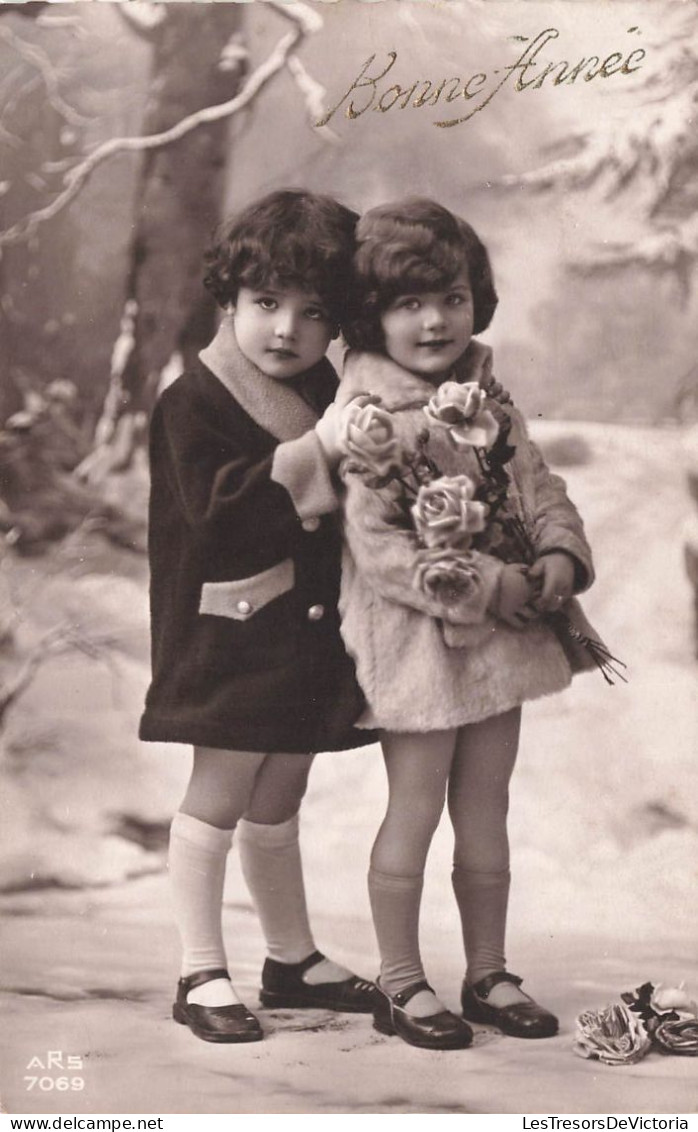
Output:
173 968 264 1043
260 950 379 1013
373 979 473 1051
461 971 559 1039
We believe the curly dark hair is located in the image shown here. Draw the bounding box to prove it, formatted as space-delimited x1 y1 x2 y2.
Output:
203 190 359 325
343 198 498 352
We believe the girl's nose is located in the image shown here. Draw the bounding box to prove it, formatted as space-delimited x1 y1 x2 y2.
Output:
422 303 446 329
274 310 297 339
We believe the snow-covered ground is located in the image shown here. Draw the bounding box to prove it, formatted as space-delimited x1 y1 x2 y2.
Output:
1 423 696 1115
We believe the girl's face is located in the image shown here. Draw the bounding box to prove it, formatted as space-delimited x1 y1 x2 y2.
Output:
232 285 335 380
379 272 474 382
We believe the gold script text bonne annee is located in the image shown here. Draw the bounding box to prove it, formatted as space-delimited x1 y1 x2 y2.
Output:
316 28 646 130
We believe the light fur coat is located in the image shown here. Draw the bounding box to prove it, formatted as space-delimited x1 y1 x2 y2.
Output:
336 352 597 732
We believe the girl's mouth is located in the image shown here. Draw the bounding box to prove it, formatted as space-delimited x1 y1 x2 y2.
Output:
269 348 298 359
418 339 453 349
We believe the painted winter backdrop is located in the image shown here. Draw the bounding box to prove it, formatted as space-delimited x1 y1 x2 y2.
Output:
0 0 696 1115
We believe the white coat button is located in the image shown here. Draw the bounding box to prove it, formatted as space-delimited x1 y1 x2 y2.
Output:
236 600 253 616
307 604 325 621
302 517 320 532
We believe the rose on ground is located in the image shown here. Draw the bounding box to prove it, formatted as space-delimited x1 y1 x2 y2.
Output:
573 1003 652 1066
424 380 499 450
649 984 698 1017
622 981 698 1044
412 474 487 549
415 547 482 605
339 396 400 478
653 1018 698 1056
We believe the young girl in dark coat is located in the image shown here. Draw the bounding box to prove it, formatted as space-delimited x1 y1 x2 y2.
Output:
336 199 600 1051
139 191 378 1043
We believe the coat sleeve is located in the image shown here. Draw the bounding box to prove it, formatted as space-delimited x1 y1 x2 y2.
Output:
153 384 337 543
523 423 595 592
341 469 503 625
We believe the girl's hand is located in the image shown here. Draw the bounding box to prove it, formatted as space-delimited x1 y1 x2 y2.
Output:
316 396 384 465
493 563 538 628
482 376 512 406
314 402 345 464
528 552 576 613
456 340 512 404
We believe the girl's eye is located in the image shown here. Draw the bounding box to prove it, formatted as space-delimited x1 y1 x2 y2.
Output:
399 298 421 312
305 307 327 321
446 292 467 306
257 297 278 311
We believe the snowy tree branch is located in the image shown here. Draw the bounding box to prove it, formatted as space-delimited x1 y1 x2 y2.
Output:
286 53 340 144
113 2 165 42
268 0 323 37
2 74 41 135
574 214 698 274
505 79 697 217
0 618 131 726
0 0 324 250
0 24 89 127
35 12 89 38
499 6 698 273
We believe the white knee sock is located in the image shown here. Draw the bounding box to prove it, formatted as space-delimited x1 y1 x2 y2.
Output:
237 814 315 964
168 811 240 1006
238 815 352 983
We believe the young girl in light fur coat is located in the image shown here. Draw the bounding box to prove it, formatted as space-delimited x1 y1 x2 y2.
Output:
336 199 600 1051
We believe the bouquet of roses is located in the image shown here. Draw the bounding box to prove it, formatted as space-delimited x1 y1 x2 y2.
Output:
340 383 625 682
574 982 698 1065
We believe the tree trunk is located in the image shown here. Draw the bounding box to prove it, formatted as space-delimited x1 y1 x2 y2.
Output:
84 6 246 477
0 68 80 424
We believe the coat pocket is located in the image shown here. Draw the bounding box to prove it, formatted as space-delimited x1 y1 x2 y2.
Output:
199 559 295 621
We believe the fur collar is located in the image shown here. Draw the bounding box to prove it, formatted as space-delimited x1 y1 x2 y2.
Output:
338 340 494 411
199 316 322 442
337 350 438 411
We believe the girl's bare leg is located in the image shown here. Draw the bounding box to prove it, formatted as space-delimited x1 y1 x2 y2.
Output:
448 707 529 1008
244 752 314 825
369 729 456 1016
180 745 266 827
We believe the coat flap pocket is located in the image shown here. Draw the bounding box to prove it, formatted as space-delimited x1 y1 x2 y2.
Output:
199 559 295 621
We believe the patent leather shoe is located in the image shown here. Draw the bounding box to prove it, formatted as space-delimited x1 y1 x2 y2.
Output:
260 950 379 1012
173 968 264 1043
373 979 473 1050
461 971 558 1039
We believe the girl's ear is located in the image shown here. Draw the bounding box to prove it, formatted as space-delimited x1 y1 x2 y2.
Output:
331 325 340 340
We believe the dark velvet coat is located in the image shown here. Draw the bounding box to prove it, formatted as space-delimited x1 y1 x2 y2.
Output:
139 325 372 754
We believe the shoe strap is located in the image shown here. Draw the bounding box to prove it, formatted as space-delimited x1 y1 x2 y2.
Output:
391 980 435 1007
179 967 231 993
284 949 326 976
470 971 523 1000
